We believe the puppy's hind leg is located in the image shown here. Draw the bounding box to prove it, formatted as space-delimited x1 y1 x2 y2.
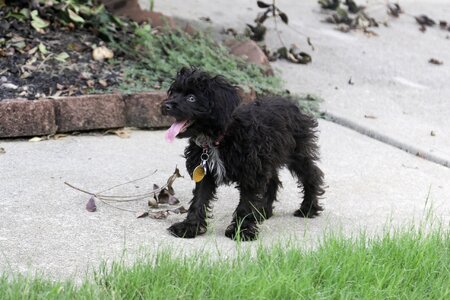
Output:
168 174 216 238
263 175 281 219
225 180 271 241
289 155 325 218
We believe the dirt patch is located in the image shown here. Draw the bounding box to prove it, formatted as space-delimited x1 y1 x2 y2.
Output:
0 13 123 100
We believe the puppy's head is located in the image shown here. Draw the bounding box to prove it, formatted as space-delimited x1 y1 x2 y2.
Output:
162 67 241 141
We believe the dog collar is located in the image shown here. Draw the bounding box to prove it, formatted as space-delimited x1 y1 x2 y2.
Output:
214 133 225 146
194 133 225 149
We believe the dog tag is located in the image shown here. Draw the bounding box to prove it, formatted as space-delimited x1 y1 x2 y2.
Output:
193 165 206 183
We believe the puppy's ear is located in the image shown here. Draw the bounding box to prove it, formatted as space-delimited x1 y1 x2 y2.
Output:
206 75 241 129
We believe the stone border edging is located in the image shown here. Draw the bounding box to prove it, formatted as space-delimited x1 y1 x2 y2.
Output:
0 92 172 138
0 90 256 138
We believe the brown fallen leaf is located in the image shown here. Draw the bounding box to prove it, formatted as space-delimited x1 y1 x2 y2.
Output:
86 80 95 88
157 188 171 204
98 79 108 87
149 211 169 219
136 211 149 218
166 167 182 195
148 198 158 208
387 3 402 18
104 128 130 138
415 15 435 27
86 196 97 212
48 133 68 140
429 58 443 65
170 206 188 214
92 46 114 61
168 195 180 205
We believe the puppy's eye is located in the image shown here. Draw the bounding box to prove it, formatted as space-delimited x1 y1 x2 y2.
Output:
186 95 196 103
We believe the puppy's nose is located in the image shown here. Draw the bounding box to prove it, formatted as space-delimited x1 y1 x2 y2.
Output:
164 102 173 111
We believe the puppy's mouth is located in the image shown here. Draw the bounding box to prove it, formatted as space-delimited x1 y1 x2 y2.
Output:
165 119 194 142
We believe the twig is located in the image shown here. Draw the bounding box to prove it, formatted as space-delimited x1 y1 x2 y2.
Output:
64 182 96 196
99 198 138 213
96 169 158 194
65 168 182 209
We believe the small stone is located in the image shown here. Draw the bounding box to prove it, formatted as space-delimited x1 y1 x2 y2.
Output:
2 83 18 90
98 79 108 87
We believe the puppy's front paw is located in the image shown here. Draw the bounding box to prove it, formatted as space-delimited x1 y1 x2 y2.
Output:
225 221 259 241
168 221 206 238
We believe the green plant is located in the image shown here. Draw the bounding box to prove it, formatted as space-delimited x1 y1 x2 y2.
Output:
110 26 283 95
1 226 449 299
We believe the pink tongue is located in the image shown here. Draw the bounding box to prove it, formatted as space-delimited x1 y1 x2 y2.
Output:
165 120 188 143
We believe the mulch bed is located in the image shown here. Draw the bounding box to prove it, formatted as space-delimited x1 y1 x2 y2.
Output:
0 11 123 100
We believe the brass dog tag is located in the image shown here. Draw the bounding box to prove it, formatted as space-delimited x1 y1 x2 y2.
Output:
193 165 206 183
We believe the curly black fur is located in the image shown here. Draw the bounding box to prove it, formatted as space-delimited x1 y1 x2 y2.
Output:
162 67 325 241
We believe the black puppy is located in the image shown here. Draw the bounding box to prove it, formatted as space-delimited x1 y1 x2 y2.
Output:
162 67 324 241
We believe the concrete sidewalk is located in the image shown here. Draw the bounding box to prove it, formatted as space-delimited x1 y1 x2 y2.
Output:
151 0 450 165
1 0 449 281
0 122 449 280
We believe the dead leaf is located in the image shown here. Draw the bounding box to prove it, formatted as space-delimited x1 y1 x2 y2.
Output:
364 115 377 119
0 147 5 155
98 79 108 87
387 3 402 18
86 196 97 212
166 167 182 193
136 211 149 218
348 77 354 85
104 128 130 138
246 23 267 41
2 83 18 90
319 0 340 10
279 12 288 24
86 80 95 88
52 134 68 140
168 195 180 205
307 37 315 51
429 58 443 65
257 1 271 8
430 130 436 136
55 52 70 62
199 16 211 22
148 211 169 219
92 46 114 61
158 188 171 204
439 21 447 29
170 206 188 214
415 15 435 27
29 136 44 142
148 198 158 208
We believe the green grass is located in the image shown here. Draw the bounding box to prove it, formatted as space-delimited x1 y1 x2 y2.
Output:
1 226 449 299
109 26 283 95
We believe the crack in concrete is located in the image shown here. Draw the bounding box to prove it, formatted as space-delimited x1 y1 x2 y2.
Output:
322 111 450 169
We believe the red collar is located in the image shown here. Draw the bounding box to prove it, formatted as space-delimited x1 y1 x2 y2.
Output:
214 133 225 146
